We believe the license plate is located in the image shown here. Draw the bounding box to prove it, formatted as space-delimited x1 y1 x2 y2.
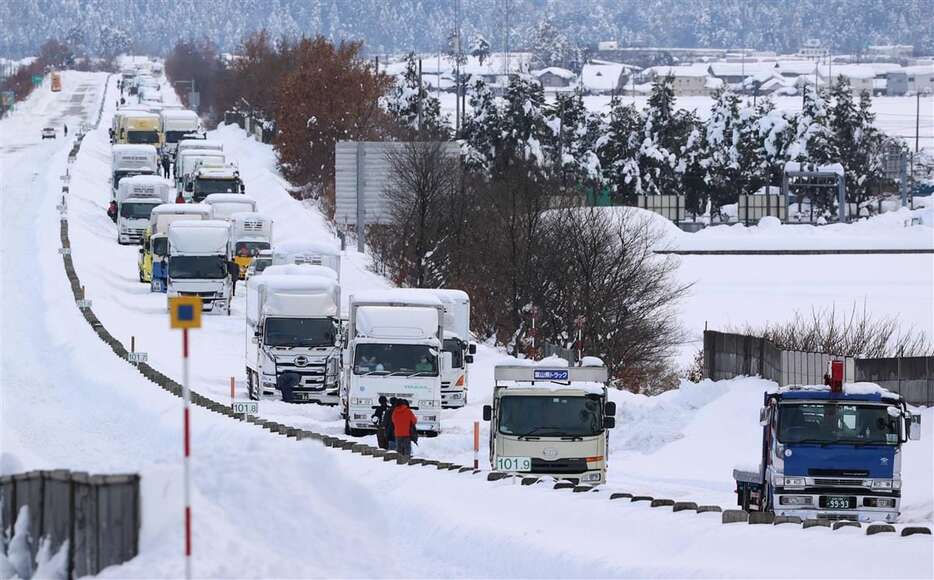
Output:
495 456 532 472
820 496 855 509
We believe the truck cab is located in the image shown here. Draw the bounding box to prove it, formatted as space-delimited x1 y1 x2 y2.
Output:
175 151 225 194
733 368 922 523
483 362 616 486
115 175 172 244
229 212 272 279
117 112 161 146
140 203 213 291
343 290 445 437
245 266 342 404
160 109 201 157
185 165 245 202
166 220 232 314
246 249 273 279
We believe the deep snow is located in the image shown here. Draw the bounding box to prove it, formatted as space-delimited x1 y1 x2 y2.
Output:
1 70 932 578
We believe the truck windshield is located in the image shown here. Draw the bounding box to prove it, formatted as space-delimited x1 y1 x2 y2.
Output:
353 344 438 376
165 130 193 144
120 202 158 219
778 403 900 446
442 338 464 368
152 237 168 257
127 130 159 144
235 241 270 257
195 179 240 195
265 318 337 348
498 395 603 438
168 255 227 279
253 258 271 274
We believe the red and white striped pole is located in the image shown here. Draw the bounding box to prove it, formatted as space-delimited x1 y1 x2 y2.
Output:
182 328 192 580
473 421 480 470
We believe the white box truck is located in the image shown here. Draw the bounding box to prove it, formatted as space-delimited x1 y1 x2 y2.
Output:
202 193 256 220
185 165 245 202
245 267 342 404
111 144 159 194
166 220 232 313
160 109 201 156
482 361 617 485
115 175 173 244
401 289 475 407
139 203 213 291
342 290 444 436
173 138 222 165
175 150 225 192
229 212 272 279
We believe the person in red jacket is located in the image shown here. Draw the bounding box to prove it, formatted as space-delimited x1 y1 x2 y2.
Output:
391 399 418 457
175 191 186 204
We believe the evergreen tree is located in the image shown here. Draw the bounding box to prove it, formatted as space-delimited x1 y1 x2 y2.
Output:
546 92 603 188
461 78 502 172
380 53 447 138
598 97 644 203
828 77 883 204
470 34 490 66
638 75 691 197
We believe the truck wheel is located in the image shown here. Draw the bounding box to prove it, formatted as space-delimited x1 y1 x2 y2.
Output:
247 370 257 401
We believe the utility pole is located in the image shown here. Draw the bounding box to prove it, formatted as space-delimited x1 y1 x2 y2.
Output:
417 58 423 134
913 91 920 182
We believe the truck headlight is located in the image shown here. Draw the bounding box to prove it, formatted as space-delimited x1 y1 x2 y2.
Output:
582 472 601 482
782 477 806 488
351 398 373 406
422 415 437 422
863 497 896 508
418 399 437 408
779 495 812 505
871 480 894 489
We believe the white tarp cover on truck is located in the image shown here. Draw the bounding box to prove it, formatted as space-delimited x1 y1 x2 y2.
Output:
177 151 226 177
272 240 341 278
176 139 223 156
117 175 173 204
262 264 337 280
246 275 340 325
112 144 158 169
160 109 200 130
150 204 213 234
203 194 256 220
354 306 440 340
168 220 230 255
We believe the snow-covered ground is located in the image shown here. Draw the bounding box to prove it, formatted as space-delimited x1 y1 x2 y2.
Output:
2 71 933 578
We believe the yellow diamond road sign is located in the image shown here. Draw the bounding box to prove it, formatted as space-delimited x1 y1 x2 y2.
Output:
169 296 203 329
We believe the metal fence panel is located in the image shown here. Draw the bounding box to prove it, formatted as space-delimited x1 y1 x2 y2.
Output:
0 475 15 533
72 473 98 578
41 470 73 568
95 475 140 571
14 471 45 561
634 195 687 223
738 194 787 224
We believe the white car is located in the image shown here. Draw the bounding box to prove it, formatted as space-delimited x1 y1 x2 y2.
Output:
41 127 56 139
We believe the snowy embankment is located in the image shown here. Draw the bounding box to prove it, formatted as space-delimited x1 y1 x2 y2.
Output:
4 71 931 577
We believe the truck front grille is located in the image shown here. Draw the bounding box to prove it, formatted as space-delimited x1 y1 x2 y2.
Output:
530 458 587 475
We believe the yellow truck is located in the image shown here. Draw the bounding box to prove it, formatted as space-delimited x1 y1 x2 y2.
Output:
116 111 161 146
51 71 62 92
139 203 213 291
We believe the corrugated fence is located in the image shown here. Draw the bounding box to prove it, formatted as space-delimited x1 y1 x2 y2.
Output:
0 470 140 577
703 330 934 406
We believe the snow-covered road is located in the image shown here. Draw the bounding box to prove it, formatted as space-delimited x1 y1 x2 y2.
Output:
2 71 932 578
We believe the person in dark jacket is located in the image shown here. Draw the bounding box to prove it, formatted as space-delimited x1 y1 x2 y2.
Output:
391 399 418 457
161 155 171 178
107 200 118 223
227 259 241 297
383 397 398 450
371 396 389 449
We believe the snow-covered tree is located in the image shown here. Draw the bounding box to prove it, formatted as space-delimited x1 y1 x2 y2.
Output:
380 53 447 137
828 77 884 204
531 18 573 69
470 34 490 66
546 92 603 188
598 97 644 202
460 78 502 172
99 24 131 59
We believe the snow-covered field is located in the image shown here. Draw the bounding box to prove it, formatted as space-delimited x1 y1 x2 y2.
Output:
2 71 933 578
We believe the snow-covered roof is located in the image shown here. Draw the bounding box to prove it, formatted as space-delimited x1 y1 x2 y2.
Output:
151 203 213 217
581 62 624 91
645 64 709 78
708 62 777 77
705 77 724 90
767 382 901 401
351 289 444 308
902 64 934 75
261 264 338 281
532 67 576 80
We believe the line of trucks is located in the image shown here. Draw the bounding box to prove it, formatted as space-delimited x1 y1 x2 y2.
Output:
102 66 923 523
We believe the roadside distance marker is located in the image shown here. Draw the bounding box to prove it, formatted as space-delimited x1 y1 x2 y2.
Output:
169 295 201 580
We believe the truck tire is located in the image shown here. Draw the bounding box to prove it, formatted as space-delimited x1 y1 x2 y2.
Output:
247 370 258 401
344 418 366 437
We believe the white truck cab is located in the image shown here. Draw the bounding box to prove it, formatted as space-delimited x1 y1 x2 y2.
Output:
115 175 173 244
342 290 445 437
111 144 159 194
229 212 272 279
160 109 201 156
166 220 232 314
186 164 245 202
272 241 342 275
245 267 342 404
202 193 256 220
483 361 617 486
175 150 225 193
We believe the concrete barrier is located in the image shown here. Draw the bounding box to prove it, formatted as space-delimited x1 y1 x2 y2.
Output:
609 492 633 500
866 524 895 535
773 515 802 525
630 496 653 503
697 505 722 513
749 512 775 524
832 520 861 530
722 510 749 524
651 499 674 508
672 502 698 512
487 472 509 482
900 526 932 537
803 519 831 530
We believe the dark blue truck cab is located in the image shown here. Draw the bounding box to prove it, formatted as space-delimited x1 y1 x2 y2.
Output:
734 383 921 523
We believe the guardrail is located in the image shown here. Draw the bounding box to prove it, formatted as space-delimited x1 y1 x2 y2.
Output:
0 470 140 577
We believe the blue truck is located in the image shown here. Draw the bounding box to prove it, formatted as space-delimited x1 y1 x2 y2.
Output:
734 371 922 523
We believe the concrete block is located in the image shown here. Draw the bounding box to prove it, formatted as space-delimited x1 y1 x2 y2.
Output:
609 493 633 501
521 477 540 486
573 486 595 493
721 510 749 524
748 512 775 524
651 499 674 508
630 496 653 503
487 472 509 482
832 520 861 530
900 526 932 537
672 502 698 512
866 524 895 535
553 482 575 490
773 515 802 525
803 519 831 530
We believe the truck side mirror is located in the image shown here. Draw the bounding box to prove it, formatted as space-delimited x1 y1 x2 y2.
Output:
604 401 616 417
465 355 474 364
482 405 492 422
909 413 921 441
240 184 246 193
603 417 616 429
468 343 477 355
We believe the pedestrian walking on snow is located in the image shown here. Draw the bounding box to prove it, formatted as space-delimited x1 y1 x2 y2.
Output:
391 399 418 457
372 396 390 449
